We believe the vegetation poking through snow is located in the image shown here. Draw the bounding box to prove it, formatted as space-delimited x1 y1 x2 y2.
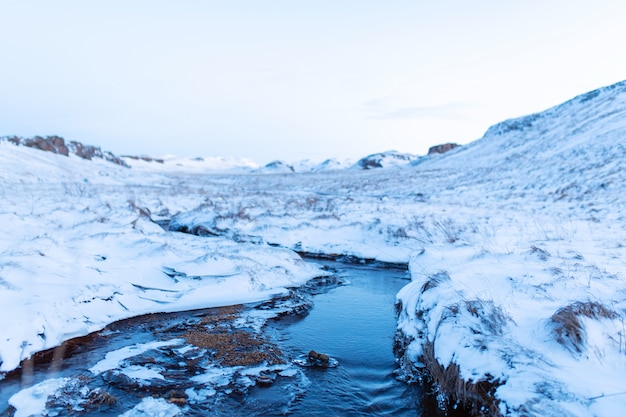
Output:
421 341 504 417
550 301 619 354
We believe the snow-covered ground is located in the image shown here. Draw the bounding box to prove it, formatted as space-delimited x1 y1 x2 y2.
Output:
2 79 626 416
0 144 323 375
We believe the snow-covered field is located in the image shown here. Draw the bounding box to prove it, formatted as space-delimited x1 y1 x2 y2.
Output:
2 79 626 416
0 144 323 374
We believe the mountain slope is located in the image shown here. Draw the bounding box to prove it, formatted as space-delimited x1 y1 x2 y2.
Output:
427 80 626 189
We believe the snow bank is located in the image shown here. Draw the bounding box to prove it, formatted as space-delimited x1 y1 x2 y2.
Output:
396 243 626 415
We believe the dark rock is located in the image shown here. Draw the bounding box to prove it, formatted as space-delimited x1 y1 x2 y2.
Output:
427 142 459 155
165 389 188 405
69 141 102 160
23 135 69 156
122 353 157 367
255 374 275 387
1 135 129 167
308 350 329 366
101 370 138 389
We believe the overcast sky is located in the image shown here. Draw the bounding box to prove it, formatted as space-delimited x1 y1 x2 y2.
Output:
2 1 625 164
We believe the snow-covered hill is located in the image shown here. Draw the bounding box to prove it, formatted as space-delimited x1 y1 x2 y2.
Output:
417 80 626 206
2 80 626 416
353 150 419 169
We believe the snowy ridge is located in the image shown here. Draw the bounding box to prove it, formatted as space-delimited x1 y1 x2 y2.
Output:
122 154 259 172
123 154 356 174
425 79 626 172
353 150 419 170
1 135 129 167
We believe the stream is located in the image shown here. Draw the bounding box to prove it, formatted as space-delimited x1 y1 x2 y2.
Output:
0 261 438 416
271 261 423 416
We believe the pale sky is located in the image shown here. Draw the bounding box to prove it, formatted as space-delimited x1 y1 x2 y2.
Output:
1 1 625 164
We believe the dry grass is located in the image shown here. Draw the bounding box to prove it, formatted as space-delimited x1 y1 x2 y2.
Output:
422 341 503 416
394 297 509 416
463 299 511 336
184 329 283 366
528 245 550 261
433 218 464 244
86 389 118 407
420 271 451 294
183 305 284 367
551 301 618 354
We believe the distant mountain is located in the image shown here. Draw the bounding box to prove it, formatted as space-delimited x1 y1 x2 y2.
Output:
122 155 259 172
254 158 355 174
255 160 296 173
2 135 456 174
310 157 354 172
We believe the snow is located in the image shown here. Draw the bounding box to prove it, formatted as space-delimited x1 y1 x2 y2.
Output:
8 377 69 417
119 397 181 417
2 79 626 416
89 339 184 374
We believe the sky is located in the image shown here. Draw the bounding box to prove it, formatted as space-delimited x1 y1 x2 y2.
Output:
1 0 626 164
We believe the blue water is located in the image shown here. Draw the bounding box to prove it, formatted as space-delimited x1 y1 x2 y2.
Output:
271 262 424 416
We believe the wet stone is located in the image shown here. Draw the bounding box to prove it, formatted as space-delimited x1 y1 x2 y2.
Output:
101 370 139 389
121 353 157 367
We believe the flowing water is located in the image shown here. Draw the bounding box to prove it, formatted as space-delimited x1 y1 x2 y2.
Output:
0 261 437 416
270 261 422 416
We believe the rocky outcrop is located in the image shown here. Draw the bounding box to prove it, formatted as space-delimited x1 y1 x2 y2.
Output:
23 135 69 156
1 135 129 167
427 142 459 155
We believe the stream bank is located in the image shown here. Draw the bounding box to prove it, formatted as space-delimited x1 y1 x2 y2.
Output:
0 260 458 416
